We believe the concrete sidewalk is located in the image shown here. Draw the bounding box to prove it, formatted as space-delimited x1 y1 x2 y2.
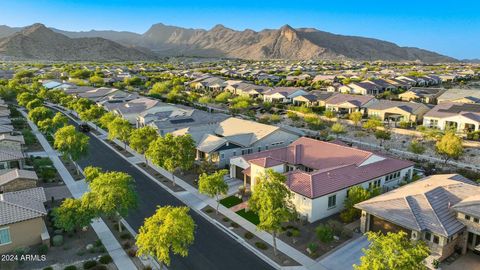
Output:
20 109 139 270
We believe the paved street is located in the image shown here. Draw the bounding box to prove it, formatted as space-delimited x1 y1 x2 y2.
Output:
73 123 275 270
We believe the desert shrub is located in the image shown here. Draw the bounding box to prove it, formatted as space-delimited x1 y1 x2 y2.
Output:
38 244 49 255
327 220 343 235
230 222 239 228
99 255 113 264
244 232 254 239
127 249 136 257
316 224 334 243
307 242 318 253
83 260 97 269
120 233 132 240
255 242 268 250
52 235 64 246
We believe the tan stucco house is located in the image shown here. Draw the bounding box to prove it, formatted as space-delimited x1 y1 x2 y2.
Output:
0 187 49 254
356 174 480 262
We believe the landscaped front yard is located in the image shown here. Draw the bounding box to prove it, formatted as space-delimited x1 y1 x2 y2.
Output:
220 195 243 208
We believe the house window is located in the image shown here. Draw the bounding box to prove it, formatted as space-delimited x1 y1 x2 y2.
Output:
220 153 224 160
474 217 479 223
465 215 471 221
346 189 350 198
425 232 432 241
433 235 440 244
0 227 11 245
233 151 236 156
327 195 337 209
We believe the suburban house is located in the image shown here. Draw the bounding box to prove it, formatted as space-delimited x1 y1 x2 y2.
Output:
172 117 303 168
76 87 119 101
399 87 447 104
0 134 24 151
189 76 227 91
365 100 431 123
423 102 480 133
263 87 309 103
110 97 160 125
136 103 229 135
292 91 337 107
356 174 480 262
0 169 38 193
0 187 49 254
325 94 377 114
224 82 269 98
437 89 480 104
230 137 414 222
347 82 382 95
0 147 25 170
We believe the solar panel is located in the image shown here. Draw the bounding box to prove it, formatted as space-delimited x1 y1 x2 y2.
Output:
169 118 195 124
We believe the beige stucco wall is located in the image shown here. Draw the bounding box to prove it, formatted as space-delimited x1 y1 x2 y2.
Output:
0 217 46 254
0 178 37 193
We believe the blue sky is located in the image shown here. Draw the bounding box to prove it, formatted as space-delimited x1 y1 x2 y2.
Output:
0 0 478 59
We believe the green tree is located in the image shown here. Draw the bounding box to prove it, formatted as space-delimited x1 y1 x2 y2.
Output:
198 170 229 214
374 129 391 146
83 166 103 183
17 92 36 107
408 141 426 155
323 110 336 119
98 112 118 129
331 123 346 138
136 206 195 268
362 116 382 132
248 169 295 256
37 118 54 134
26 98 43 111
149 81 171 95
214 92 232 103
54 125 89 175
79 105 105 125
340 186 373 222
88 171 137 232
354 231 430 270
89 75 104 86
52 112 69 130
72 98 92 114
349 111 363 127
129 126 158 163
28 106 54 124
53 198 96 232
435 132 463 164
107 117 132 149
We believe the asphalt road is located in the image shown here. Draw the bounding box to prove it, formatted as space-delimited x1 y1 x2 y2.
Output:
72 124 274 270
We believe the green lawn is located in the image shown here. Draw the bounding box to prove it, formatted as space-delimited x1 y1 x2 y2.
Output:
236 209 260 225
219 195 243 208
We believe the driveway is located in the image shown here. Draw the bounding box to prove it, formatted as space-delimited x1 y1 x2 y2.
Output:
443 252 480 270
319 236 369 270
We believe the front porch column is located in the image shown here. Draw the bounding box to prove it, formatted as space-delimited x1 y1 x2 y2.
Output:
360 211 369 233
462 231 469 255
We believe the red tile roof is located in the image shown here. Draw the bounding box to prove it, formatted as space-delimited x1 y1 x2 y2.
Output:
242 137 414 198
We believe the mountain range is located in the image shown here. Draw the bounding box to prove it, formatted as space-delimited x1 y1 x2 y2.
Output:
0 23 458 62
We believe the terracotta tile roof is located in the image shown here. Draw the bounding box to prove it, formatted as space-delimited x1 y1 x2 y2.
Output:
242 137 413 198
